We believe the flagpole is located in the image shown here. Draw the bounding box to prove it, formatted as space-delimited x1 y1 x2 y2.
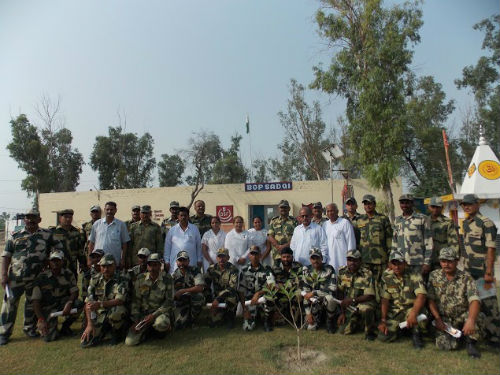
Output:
246 114 253 181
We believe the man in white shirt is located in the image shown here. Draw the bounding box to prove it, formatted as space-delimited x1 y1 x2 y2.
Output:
290 207 328 266
164 207 202 273
323 203 356 272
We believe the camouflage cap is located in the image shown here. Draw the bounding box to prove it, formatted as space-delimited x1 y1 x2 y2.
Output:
362 194 376 203
278 199 290 208
176 250 190 260
281 246 293 255
131 205 141 211
309 247 322 258
90 249 105 258
461 194 479 204
389 251 405 262
98 253 116 266
249 245 260 254
345 197 357 204
147 253 162 263
170 201 180 208
399 194 413 202
49 250 65 260
140 205 151 213
58 208 74 215
346 249 362 259
137 247 151 257
26 208 40 217
216 247 229 257
90 205 101 212
312 202 322 209
429 196 443 207
439 247 458 261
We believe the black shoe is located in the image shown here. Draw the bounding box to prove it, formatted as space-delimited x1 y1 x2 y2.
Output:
326 319 336 334
226 318 235 330
365 332 377 341
81 336 100 348
466 338 481 359
412 331 424 350
109 329 123 345
264 319 274 332
0 335 8 346
23 328 40 338
59 324 74 337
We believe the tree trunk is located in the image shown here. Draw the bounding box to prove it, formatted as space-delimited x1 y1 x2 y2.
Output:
383 182 395 223
297 329 301 362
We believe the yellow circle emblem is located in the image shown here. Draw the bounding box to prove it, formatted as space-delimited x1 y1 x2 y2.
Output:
467 163 476 177
478 160 500 180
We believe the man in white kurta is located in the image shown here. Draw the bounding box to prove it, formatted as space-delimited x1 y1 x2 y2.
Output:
323 203 356 272
290 207 328 266
164 207 202 274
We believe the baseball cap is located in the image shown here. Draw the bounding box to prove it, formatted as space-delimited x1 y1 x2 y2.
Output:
49 250 65 260
131 205 140 211
309 247 322 258
346 249 361 259
58 209 74 215
140 205 151 213
362 194 376 203
461 194 479 205
98 254 116 266
249 245 260 255
137 248 151 257
176 250 190 260
26 208 40 217
90 205 101 212
90 249 105 258
281 246 293 255
312 202 322 209
216 248 229 257
147 253 162 263
389 251 405 262
278 200 290 208
170 201 180 208
398 194 413 202
346 197 357 205
429 196 443 207
439 247 458 261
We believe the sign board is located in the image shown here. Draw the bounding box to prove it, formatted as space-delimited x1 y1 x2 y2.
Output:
216 205 234 223
153 210 164 221
245 181 292 192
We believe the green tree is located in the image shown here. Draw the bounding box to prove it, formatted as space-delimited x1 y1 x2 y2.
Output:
90 126 156 189
455 15 500 158
158 154 185 187
0 212 10 232
312 0 423 220
210 134 247 184
7 113 84 198
252 158 272 182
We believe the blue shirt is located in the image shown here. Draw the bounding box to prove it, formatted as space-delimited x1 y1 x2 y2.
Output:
89 218 130 263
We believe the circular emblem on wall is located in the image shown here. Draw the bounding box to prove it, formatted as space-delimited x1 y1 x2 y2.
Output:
478 160 500 180
467 163 476 177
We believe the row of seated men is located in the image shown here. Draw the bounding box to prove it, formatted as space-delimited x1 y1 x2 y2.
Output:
27 241 486 359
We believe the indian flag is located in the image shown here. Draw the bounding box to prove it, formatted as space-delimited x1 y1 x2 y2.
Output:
246 115 250 134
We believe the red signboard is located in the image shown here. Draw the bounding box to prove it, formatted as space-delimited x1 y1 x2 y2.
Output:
216 205 233 223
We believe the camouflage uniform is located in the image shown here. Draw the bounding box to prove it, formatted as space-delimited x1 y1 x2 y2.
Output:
267 216 298 260
50 225 86 279
30 268 82 342
312 217 328 225
427 268 481 349
85 272 128 340
343 212 361 246
190 214 213 238
161 218 178 241
391 213 433 273
354 212 392 300
128 221 164 266
462 213 500 345
301 264 338 325
204 262 239 323
0 228 62 338
337 265 376 335
378 268 427 342
268 259 303 323
81 265 100 303
239 263 274 323
172 266 205 328
125 271 174 346
82 220 96 255
429 215 459 269
125 219 139 234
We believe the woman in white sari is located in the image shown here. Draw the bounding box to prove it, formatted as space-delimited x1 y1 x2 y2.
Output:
247 216 272 266
201 216 226 271
224 216 249 271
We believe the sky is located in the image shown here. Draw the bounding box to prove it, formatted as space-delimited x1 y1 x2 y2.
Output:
0 0 498 216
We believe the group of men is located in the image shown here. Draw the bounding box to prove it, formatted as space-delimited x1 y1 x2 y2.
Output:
0 193 498 359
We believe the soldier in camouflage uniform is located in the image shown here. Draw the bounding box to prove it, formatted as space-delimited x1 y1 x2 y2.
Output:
268 247 303 325
391 194 433 275
161 201 180 240
172 251 205 329
378 251 427 349
51 209 87 280
0 209 63 345
125 205 141 233
427 247 481 358
80 254 128 348
312 202 327 225
460 194 500 347
190 200 213 238
354 194 392 301
204 247 239 329
301 248 338 333
337 249 377 339
343 197 361 247
125 253 173 346
31 250 83 342
80 248 103 333
82 205 101 256
239 246 274 332
128 205 163 267
428 197 459 270
125 247 150 283
267 200 298 261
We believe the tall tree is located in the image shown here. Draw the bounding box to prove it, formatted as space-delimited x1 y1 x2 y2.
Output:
210 134 247 184
184 131 223 209
7 112 84 199
90 126 156 189
455 15 500 158
158 154 185 187
252 158 272 182
312 0 423 220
